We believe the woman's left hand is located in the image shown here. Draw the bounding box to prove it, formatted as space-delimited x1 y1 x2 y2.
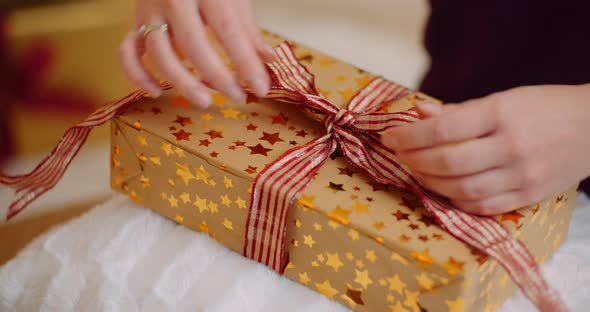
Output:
381 84 590 215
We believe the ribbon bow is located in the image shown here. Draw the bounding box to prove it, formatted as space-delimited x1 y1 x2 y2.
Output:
244 43 565 311
0 42 564 312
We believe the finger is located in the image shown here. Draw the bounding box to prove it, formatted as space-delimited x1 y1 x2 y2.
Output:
382 98 498 151
414 101 443 119
164 0 245 102
397 135 508 176
452 190 528 216
201 0 271 97
119 31 162 96
415 166 519 201
145 22 212 108
235 0 276 62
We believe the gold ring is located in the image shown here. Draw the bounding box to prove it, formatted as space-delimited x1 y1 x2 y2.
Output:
138 23 169 38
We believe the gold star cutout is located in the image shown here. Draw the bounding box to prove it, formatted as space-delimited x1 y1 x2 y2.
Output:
129 191 143 202
297 194 315 209
221 108 240 119
345 252 354 261
444 257 465 276
136 153 148 163
208 201 219 214
318 58 335 67
222 218 234 230
295 219 302 228
150 156 161 165
403 289 420 310
348 228 360 241
179 192 191 204
132 120 142 130
139 175 151 188
223 176 233 188
212 93 226 107
167 179 176 187
355 259 364 269
173 214 184 224
327 205 351 225
354 269 373 289
315 280 338 299
339 89 356 102
161 142 174 156
199 221 209 233
174 147 185 158
235 197 247 209
317 254 325 263
209 179 217 188
386 294 395 303
325 253 344 272
137 135 148 146
193 195 208 213
200 113 212 121
352 202 368 214
388 302 409 312
167 195 179 208
327 220 341 230
313 223 322 231
194 165 211 184
416 272 434 290
311 260 320 267
387 274 406 294
356 76 372 88
365 250 377 263
373 222 385 230
112 159 121 168
411 249 434 270
317 87 331 98
445 297 465 312
390 252 409 266
303 235 316 248
160 192 167 200
299 272 311 285
221 194 232 207
175 163 195 185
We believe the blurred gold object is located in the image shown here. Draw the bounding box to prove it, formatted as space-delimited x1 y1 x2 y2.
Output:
6 0 135 156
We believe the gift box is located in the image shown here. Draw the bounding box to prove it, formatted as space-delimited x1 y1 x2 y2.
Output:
105 32 576 312
3 0 133 157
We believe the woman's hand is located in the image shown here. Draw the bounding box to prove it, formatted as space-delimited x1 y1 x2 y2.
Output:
382 84 590 215
119 0 275 108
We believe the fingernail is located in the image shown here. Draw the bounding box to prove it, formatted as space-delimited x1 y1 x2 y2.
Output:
191 90 211 108
249 78 270 97
225 85 246 102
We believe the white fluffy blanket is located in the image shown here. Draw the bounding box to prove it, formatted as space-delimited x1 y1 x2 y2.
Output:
1 194 589 312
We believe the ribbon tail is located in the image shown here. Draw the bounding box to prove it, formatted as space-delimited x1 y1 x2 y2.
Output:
244 134 336 272
420 194 566 312
0 88 154 221
342 133 565 311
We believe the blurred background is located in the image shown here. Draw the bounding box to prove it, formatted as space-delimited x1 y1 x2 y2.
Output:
0 0 429 263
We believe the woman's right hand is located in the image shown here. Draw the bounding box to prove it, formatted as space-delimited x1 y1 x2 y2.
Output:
119 0 276 108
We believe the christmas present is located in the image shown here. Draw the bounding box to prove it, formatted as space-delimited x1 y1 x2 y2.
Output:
2 0 133 158
1 31 575 312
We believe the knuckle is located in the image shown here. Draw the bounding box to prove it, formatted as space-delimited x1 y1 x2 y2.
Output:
519 188 541 206
456 181 483 200
215 16 240 42
505 133 530 161
432 119 450 144
437 150 458 172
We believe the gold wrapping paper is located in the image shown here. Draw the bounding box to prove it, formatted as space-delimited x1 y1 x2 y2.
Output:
110 31 575 312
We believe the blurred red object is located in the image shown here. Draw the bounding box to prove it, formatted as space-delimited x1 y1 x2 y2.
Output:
0 14 96 166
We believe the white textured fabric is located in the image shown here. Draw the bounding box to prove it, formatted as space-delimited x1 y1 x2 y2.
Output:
1 193 589 312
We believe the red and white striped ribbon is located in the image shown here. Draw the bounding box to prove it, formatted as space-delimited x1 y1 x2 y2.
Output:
0 42 564 311
244 42 565 312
